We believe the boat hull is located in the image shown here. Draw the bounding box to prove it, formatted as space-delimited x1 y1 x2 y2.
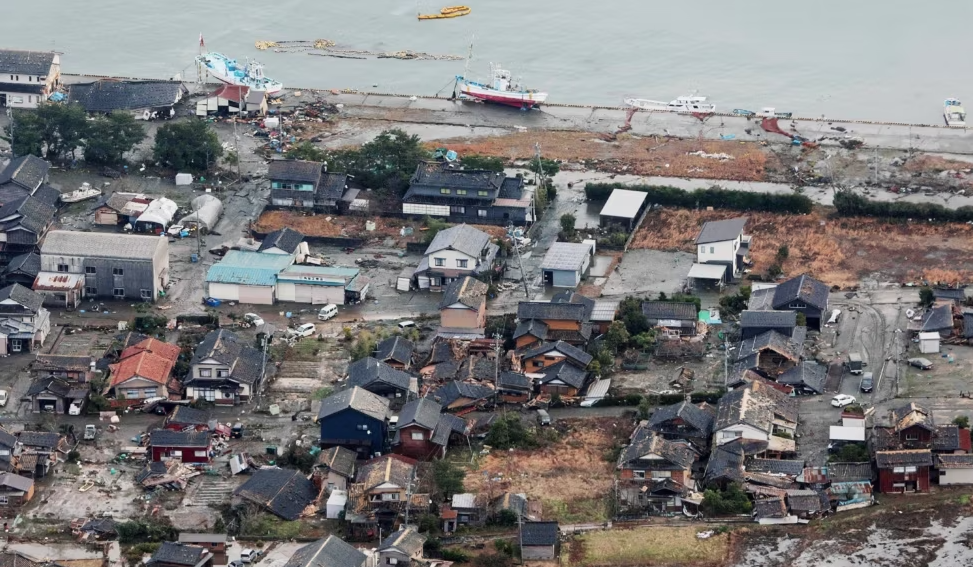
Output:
460 84 547 108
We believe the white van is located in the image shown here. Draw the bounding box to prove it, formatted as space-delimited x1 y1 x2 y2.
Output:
318 304 338 321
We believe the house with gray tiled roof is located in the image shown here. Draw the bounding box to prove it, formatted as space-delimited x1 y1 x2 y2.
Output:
392 397 467 460
344 357 417 409
403 161 532 226
68 80 186 118
770 273 830 330
414 223 500 292
616 423 697 514
186 329 264 404
0 49 60 109
377 527 426 567
282 536 365 567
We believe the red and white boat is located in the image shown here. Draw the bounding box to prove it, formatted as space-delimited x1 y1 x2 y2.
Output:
456 63 548 109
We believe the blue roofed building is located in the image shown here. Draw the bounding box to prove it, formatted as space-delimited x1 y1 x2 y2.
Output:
204 250 294 305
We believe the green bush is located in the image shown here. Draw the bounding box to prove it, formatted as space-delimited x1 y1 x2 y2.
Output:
701 483 752 515
489 509 519 527
829 443 870 463
485 415 536 450
441 549 470 563
117 519 177 544
461 154 505 172
834 189 973 222
584 183 814 214
954 416 971 429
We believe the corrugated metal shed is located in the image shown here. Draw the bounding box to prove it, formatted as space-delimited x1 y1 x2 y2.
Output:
205 250 292 285
599 189 647 220
540 242 592 271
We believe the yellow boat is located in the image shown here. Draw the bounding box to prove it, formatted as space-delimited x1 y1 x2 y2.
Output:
418 5 471 20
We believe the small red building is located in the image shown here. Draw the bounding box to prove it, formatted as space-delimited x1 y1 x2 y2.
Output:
876 449 932 493
149 429 212 464
392 397 467 460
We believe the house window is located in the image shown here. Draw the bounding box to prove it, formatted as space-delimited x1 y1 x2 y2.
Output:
699 246 704 254
709 246 714 254
172 450 182 457
721 431 742 441
456 259 468 268
905 466 918 473
0 496 7 505
126 389 140 399
789 302 806 309
434 258 445 267
140 289 152 299
478 209 487 218
200 369 212 377
85 287 96 295
440 188 451 194
387 559 398 565
456 189 467 195
85 267 96 274
195 451 208 457
905 433 919 441
477 190 490 197
357 424 368 431
534 360 544 368
411 432 424 441
893 466 905 473
651 471 672 478
113 288 124 297
633 471 645 479
388 493 399 501
144 388 157 398
217 370 229 378
113 268 124 276
57 264 68 273
450 206 465 214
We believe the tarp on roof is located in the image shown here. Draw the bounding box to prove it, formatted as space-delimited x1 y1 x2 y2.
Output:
688 263 727 280
178 195 222 232
134 197 177 230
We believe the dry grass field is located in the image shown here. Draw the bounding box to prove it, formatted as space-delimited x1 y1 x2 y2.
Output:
564 526 729 567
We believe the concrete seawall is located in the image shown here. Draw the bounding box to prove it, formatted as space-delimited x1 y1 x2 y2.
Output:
63 73 973 154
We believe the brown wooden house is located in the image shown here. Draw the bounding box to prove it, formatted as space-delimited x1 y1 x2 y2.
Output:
439 276 488 331
518 340 592 374
177 534 227 566
392 398 467 460
876 449 933 493
514 302 590 349
0 472 33 516
616 424 696 514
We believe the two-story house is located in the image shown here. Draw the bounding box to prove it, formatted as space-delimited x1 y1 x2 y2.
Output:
713 380 798 455
107 338 180 404
0 195 56 260
148 430 212 464
0 472 34 516
413 224 500 291
402 161 532 225
0 154 52 203
317 386 390 458
439 276 488 332
268 160 323 209
518 340 593 374
0 283 49 355
0 49 60 109
34 231 170 307
392 397 467 460
186 330 264 404
769 273 830 330
551 290 618 335
313 446 358 494
344 357 417 409
641 301 699 338
177 534 228 567
692 217 750 282
374 336 415 370
377 527 425 567
734 327 807 380
514 302 590 349
616 424 697 514
354 454 417 507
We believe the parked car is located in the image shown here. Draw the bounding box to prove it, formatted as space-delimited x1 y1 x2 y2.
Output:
243 313 265 327
831 394 857 408
0 389 8 407
398 320 417 329
83 424 96 441
860 372 874 393
68 402 83 416
317 304 338 321
536 409 552 426
288 323 317 339
240 550 260 564
908 357 934 370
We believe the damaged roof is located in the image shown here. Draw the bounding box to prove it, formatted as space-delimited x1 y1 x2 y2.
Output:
375 336 414 366
538 360 589 390
618 425 695 470
746 458 805 476
920 304 953 332
0 155 49 191
345 357 414 392
772 273 829 311
69 80 185 112
891 402 934 431
647 401 714 437
826 462 873 482
316 446 357 479
875 449 934 469
429 381 494 408
518 340 593 367
234 468 317 521
380 527 426 557
753 495 788 519
258 227 305 254
190 329 264 385
439 276 488 310
641 301 697 321
736 327 807 363
776 361 827 394
715 381 799 434
355 454 417 491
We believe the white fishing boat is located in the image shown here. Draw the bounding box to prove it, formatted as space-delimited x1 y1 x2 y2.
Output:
453 37 547 109
944 98 966 127
60 183 101 204
625 95 716 113
196 52 283 94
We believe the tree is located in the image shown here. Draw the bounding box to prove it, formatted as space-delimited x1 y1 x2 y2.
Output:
768 263 783 279
6 102 88 160
954 415 971 429
432 459 466 498
560 213 577 236
776 245 789 262
349 330 376 361
603 321 630 353
5 109 44 157
796 312 807 326
461 154 505 172
619 296 649 335
719 286 751 318
83 112 146 165
485 415 534 450
284 141 328 162
153 120 223 171
349 128 429 193
828 443 870 463
529 157 560 177
422 216 450 244
701 483 752 515
919 287 935 307
637 396 652 420
490 509 519 527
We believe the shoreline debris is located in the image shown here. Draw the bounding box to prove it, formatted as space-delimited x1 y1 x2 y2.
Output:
255 39 462 61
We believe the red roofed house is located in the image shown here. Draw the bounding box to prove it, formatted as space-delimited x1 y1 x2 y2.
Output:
107 338 181 405
205 85 267 116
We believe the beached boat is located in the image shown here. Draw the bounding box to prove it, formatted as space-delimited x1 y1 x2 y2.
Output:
418 5 471 19
456 63 548 109
60 183 100 204
196 52 283 94
757 107 792 119
945 98 966 127
624 95 716 113
732 108 755 116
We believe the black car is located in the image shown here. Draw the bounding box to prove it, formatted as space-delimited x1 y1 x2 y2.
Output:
860 372 874 393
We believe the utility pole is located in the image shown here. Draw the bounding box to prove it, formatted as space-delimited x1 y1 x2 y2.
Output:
403 464 417 527
493 332 502 410
532 142 541 224
512 230 531 301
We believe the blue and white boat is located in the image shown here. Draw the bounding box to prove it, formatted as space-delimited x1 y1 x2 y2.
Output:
196 52 283 94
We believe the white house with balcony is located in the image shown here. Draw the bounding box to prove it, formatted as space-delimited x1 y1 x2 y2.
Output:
412 224 499 292
688 216 751 286
0 49 60 109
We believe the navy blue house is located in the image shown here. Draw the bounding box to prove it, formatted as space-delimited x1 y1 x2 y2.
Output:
317 386 391 458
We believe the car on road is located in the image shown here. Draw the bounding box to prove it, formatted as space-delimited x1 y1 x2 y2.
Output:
288 323 317 339
83 424 97 441
908 357 934 370
243 313 265 327
536 409 552 426
831 394 857 408
0 389 8 407
240 550 260 564
398 320 417 329
860 372 874 393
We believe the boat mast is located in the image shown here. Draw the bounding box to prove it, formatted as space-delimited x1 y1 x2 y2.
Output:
463 34 474 79
196 33 205 85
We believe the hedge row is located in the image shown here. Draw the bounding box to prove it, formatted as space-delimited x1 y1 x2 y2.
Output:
834 189 973 222
584 183 814 214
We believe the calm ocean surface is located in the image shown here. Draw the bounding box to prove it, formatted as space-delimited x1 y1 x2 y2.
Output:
2 1 971 123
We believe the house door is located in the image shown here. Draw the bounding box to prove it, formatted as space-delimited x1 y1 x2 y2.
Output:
543 270 554 286
0 94 6 107
10 339 23 353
